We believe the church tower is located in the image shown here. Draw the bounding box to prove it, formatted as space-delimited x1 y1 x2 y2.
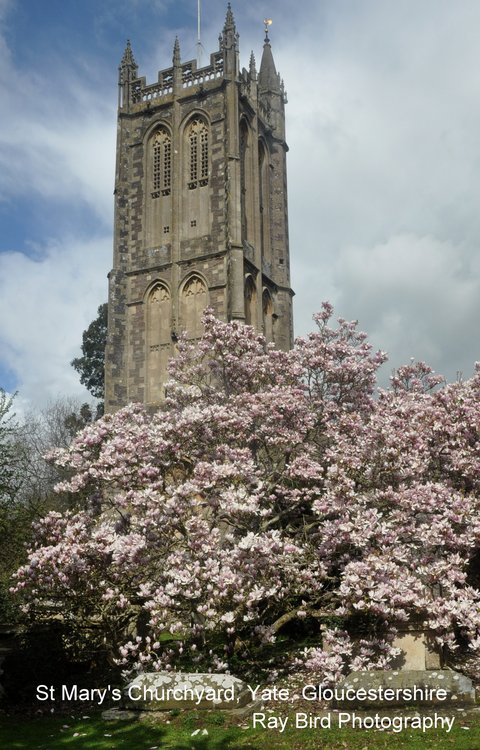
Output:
105 6 293 412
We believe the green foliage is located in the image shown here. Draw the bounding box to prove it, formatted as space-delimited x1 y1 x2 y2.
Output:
0 389 21 504
0 396 102 623
71 303 107 403
0 503 36 622
0 389 27 622
63 402 103 437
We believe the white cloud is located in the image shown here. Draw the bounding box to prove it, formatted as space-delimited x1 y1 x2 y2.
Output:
272 0 480 380
1 111 115 219
336 233 480 379
0 234 111 407
0 26 116 224
0 3 115 410
2 0 480 412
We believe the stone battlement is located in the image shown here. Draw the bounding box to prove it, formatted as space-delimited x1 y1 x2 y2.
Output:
130 51 225 105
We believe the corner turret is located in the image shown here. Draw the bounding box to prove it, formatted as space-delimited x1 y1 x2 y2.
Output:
258 24 286 137
258 28 280 94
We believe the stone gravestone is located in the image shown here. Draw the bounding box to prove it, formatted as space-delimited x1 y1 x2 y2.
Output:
123 672 250 711
390 623 442 670
333 669 475 708
320 623 475 708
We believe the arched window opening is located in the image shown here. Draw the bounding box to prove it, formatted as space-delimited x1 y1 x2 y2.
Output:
258 140 271 264
181 275 208 339
152 128 172 198
146 282 172 403
262 288 274 342
187 119 209 190
182 118 210 239
146 126 172 246
240 120 248 239
245 275 257 328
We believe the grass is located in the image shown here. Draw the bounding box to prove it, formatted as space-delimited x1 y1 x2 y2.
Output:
1 709 480 750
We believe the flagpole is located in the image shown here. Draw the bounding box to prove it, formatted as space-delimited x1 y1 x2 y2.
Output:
197 0 202 67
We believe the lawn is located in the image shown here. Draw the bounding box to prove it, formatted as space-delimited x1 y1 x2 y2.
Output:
2 709 480 750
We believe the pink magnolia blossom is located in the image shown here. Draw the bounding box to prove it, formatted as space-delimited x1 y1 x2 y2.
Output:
12 307 480 681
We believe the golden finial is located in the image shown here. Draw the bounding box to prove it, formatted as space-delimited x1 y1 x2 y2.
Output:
264 18 272 41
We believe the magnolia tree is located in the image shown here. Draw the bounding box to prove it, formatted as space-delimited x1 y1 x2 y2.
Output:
12 305 480 681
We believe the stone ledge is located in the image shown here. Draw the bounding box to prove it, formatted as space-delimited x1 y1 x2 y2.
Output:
123 672 250 711
332 670 475 708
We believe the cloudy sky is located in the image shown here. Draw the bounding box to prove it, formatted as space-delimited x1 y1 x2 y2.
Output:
1 0 480 412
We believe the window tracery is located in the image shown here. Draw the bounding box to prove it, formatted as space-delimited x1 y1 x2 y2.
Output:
181 275 208 339
187 119 209 189
152 128 172 198
146 282 172 403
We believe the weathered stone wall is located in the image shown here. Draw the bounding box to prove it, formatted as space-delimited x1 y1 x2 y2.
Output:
105 11 294 412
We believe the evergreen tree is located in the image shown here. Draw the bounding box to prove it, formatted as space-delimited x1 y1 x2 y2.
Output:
71 303 107 403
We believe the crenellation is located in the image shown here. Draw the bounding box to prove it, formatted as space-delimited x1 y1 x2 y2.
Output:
129 50 226 109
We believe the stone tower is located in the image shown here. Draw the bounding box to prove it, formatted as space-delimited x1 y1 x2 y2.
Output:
105 5 293 412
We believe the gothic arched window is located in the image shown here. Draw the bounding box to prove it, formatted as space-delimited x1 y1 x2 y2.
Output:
152 127 172 198
180 275 208 339
245 275 257 328
187 118 209 190
258 140 271 263
262 288 274 342
240 119 255 243
146 282 172 403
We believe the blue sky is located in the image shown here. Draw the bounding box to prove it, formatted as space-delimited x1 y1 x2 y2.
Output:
2 0 480 412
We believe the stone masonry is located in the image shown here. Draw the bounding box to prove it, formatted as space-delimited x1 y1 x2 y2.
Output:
105 5 294 411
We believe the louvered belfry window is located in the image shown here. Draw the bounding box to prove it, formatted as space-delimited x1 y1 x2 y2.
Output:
188 119 209 190
152 128 171 198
